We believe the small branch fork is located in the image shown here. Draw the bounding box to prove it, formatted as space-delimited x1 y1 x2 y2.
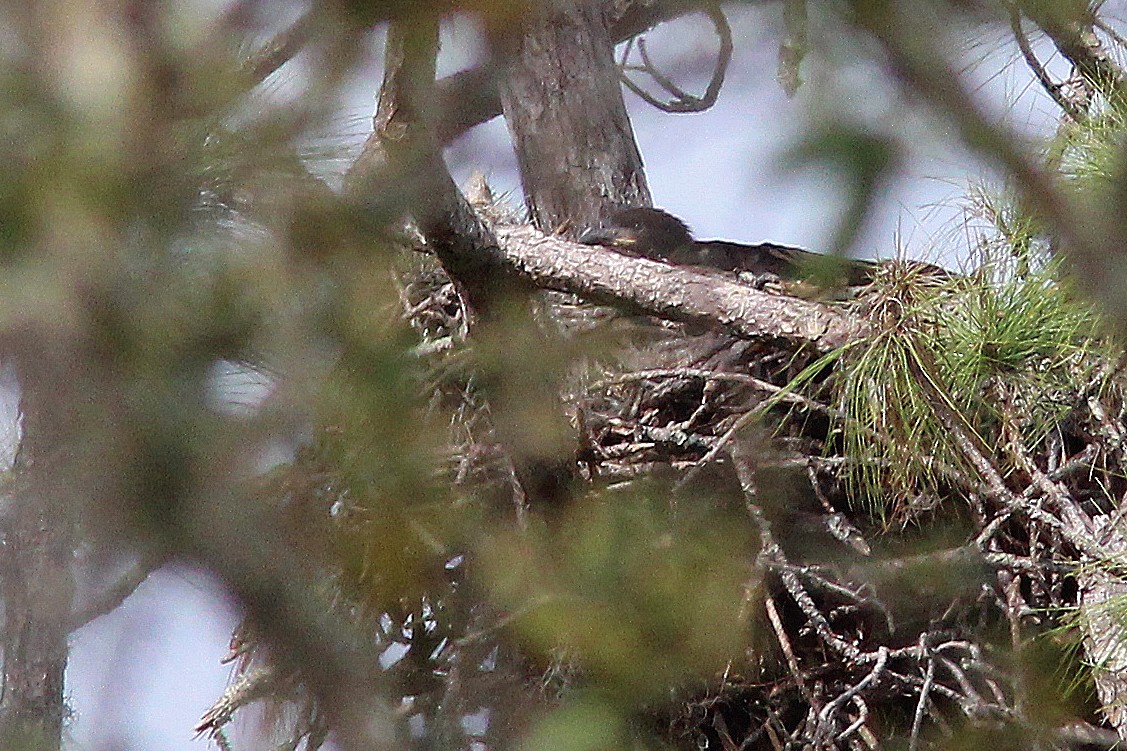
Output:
728 445 1006 748
617 3 732 113
699 331 1127 748
1008 5 1086 121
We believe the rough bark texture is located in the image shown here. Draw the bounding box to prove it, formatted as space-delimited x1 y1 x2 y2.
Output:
434 0 720 143
0 497 72 751
493 223 863 351
0 337 78 751
497 0 651 233
1079 516 1127 740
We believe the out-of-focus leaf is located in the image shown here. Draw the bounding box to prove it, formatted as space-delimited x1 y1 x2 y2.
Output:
785 126 899 258
480 489 755 701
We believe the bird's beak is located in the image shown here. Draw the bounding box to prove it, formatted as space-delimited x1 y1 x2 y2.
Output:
578 226 637 248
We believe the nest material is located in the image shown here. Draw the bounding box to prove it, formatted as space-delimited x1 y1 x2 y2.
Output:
200 225 1127 751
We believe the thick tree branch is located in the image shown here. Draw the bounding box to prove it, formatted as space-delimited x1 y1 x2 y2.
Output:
351 17 580 511
490 222 864 351
242 11 316 85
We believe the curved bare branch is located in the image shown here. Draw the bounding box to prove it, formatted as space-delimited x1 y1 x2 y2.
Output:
618 4 732 113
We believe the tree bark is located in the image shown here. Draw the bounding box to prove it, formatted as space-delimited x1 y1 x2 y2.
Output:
492 222 862 351
496 0 651 233
1078 516 1127 740
434 0 723 144
0 494 72 751
0 337 79 751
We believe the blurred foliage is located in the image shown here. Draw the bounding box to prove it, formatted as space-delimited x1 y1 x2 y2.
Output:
5 2 1127 751
785 126 900 261
480 488 754 702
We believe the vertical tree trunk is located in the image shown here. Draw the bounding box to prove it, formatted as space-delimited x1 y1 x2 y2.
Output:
0 340 78 751
497 0 651 233
0 495 73 751
353 17 581 513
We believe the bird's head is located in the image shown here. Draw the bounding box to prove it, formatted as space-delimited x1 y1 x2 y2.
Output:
578 207 694 260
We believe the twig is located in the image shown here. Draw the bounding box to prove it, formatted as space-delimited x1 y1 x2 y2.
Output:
591 368 822 410
764 594 817 710
674 409 762 491
242 11 316 85
836 695 872 746
908 638 935 751
816 646 888 745
619 3 732 113
735 451 865 662
1009 5 1085 120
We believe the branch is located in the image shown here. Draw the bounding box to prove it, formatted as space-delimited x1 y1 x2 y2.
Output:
1009 6 1085 120
491 222 863 351
241 11 316 85
351 16 581 512
228 1 754 146
434 0 735 143
777 0 808 96
618 4 732 113
1019 2 1126 105
815 646 888 745
67 553 164 632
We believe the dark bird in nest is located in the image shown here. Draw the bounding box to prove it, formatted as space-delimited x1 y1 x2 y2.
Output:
579 207 948 288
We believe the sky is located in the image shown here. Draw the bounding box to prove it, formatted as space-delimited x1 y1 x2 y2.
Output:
61 2 1117 749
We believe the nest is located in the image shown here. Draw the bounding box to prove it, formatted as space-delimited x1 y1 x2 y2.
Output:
199 225 1127 751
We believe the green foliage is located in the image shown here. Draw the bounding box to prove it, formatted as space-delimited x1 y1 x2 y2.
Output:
1039 614 1100 709
520 697 633 751
833 250 1104 520
311 289 466 610
479 489 754 703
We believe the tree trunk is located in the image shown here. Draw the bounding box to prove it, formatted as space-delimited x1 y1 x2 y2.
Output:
497 0 651 233
0 340 79 751
0 494 73 751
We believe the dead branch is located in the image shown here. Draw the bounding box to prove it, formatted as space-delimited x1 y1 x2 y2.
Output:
1008 7 1085 120
492 223 864 351
434 0 727 143
618 3 732 113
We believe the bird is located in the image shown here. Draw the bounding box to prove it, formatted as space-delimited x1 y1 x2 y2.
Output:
578 207 947 288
